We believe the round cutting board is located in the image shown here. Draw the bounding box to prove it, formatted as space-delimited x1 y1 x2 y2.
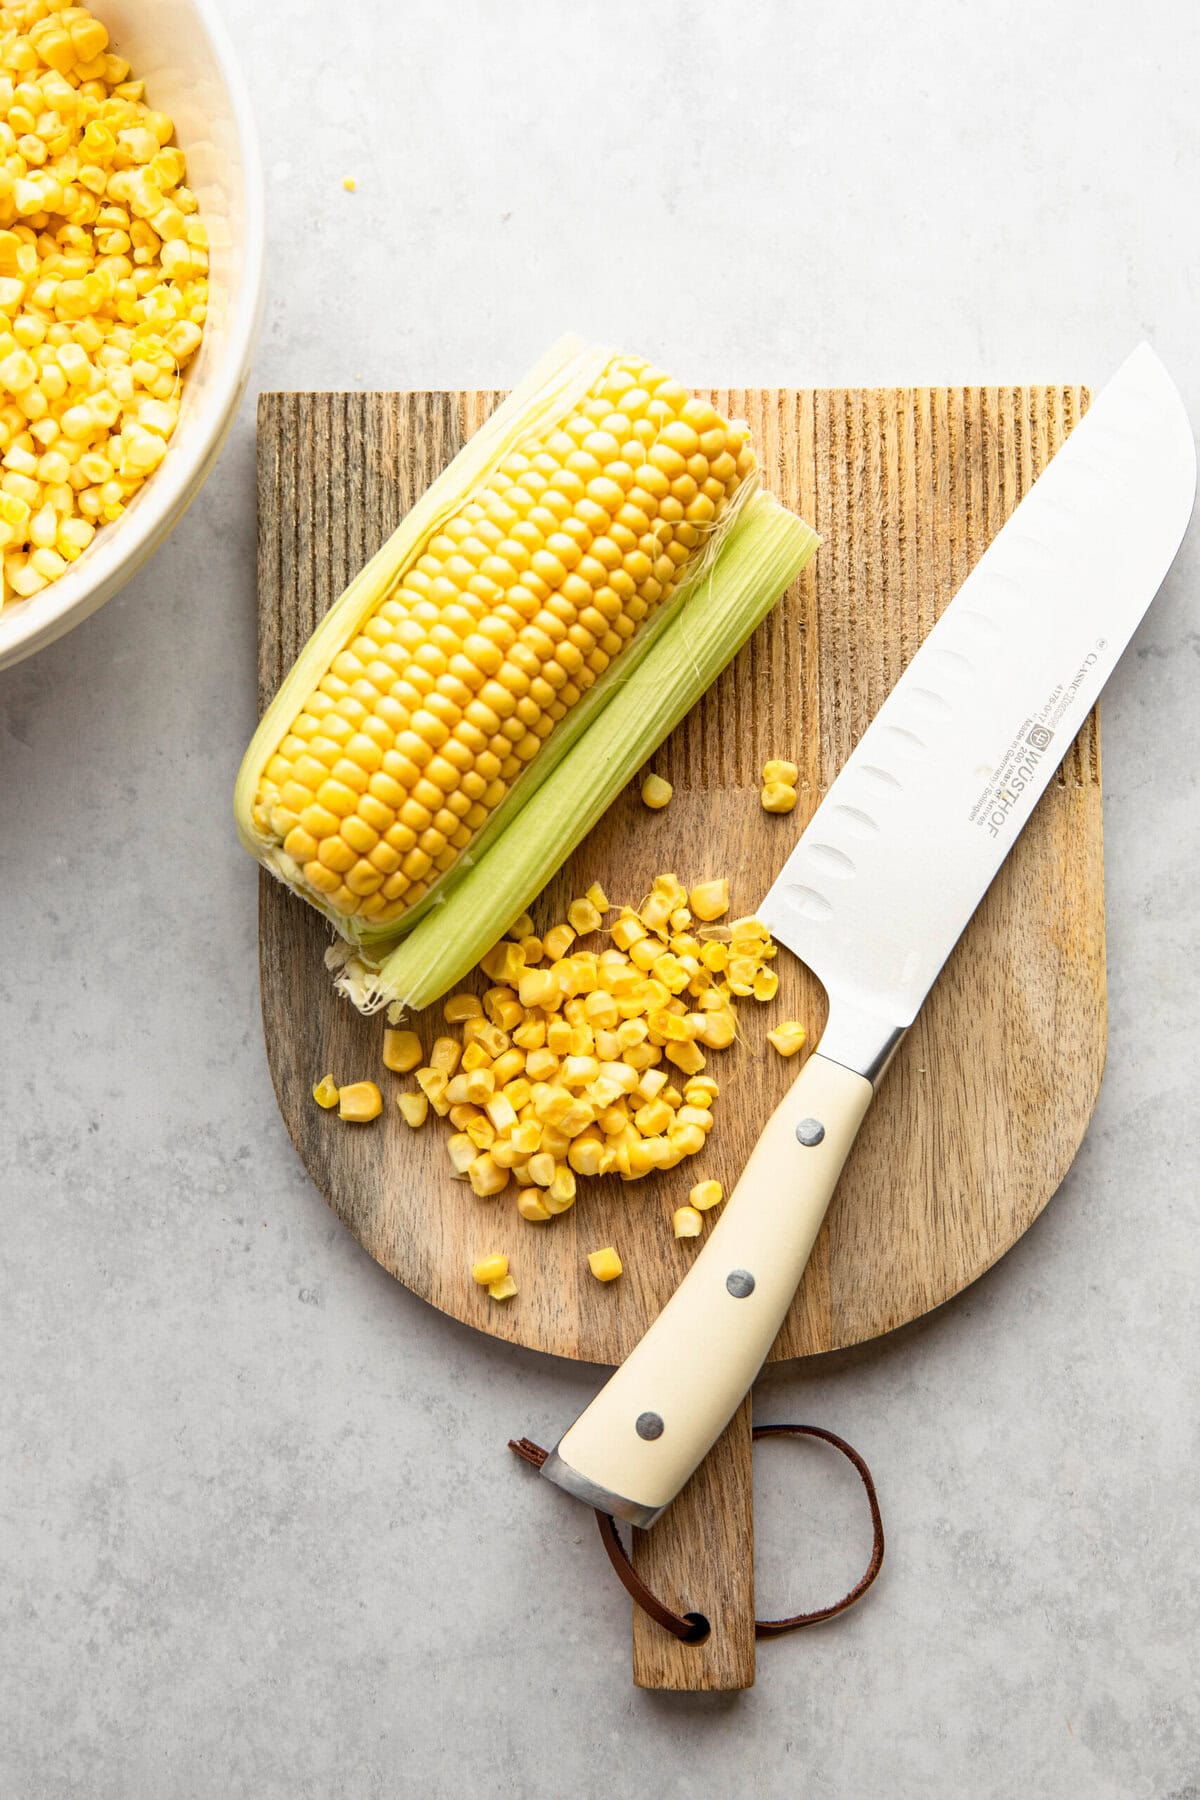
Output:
255 381 1106 1366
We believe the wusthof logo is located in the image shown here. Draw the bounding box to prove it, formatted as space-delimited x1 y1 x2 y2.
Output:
986 737 1050 838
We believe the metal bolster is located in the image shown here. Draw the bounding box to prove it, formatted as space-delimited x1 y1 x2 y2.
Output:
540 1446 666 1530
815 1000 907 1087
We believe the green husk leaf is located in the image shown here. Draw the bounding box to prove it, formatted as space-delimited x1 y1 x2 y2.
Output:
334 491 818 1013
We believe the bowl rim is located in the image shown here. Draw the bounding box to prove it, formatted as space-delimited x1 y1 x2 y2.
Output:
0 0 265 673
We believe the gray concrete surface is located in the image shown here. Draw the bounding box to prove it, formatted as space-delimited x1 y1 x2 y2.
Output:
2 1 1198 1795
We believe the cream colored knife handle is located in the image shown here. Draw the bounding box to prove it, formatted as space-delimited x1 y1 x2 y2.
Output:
544 1052 874 1526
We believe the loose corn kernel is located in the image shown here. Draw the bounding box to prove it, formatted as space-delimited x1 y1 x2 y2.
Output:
568 1136 605 1176
567 897 603 935
475 1022 510 1058
430 1036 462 1076
415 1066 451 1114
464 1067 496 1104
518 968 560 1010
487 1274 518 1300
528 1151 556 1187
543 923 575 961
640 773 673 809
767 1021 808 1057
689 1179 724 1212
666 1040 706 1076
753 969 779 1002
516 1187 553 1222
673 1206 703 1238
610 914 646 952
697 1011 736 1049
342 176 357 192
585 882 609 912
468 1153 509 1198
485 1093 518 1134
763 758 799 786
444 992 482 1023
397 1092 428 1128
549 1164 576 1206
337 1081 383 1122
688 879 729 922
481 941 526 984
587 1246 623 1282
447 1132 477 1174
471 1253 509 1286
383 1028 422 1073
312 1074 339 1109
761 781 798 814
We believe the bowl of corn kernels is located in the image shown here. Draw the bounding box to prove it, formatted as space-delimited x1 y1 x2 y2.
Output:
0 0 263 671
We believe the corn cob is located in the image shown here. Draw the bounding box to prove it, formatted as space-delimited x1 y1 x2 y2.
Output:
236 339 758 943
333 496 817 1014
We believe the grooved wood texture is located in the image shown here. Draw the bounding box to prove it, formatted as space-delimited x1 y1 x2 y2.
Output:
256 383 1106 1692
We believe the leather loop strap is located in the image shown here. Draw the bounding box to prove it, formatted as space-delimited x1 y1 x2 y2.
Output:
750 1424 885 1635
508 1421 885 1644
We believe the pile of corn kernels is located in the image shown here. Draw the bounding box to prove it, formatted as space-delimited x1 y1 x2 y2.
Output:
0 1 208 604
314 872 810 1299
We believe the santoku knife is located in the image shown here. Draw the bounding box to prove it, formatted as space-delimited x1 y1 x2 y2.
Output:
542 343 1196 1528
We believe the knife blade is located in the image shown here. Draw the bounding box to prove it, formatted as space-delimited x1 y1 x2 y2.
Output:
542 344 1196 1528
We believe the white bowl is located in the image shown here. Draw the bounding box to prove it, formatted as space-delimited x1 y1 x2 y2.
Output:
0 0 264 672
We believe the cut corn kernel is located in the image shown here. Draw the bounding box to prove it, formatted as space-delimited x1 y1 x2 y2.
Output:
516 1187 553 1222
688 879 729 922
767 1021 808 1057
415 1066 451 1114
471 1253 508 1286
383 1028 422 1073
397 1091 428 1128
762 758 799 786
587 1246 623 1282
761 781 798 814
640 773 673 810
487 1274 518 1300
673 1206 703 1238
543 923 575 962
689 1179 724 1212
519 969 560 1011
430 1036 462 1076
444 992 482 1024
468 1153 509 1197
585 882 609 912
447 1132 477 1175
312 1074 339 1109
337 1081 382 1122
567 897 603 935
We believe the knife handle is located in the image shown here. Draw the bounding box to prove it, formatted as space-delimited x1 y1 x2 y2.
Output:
544 1052 874 1525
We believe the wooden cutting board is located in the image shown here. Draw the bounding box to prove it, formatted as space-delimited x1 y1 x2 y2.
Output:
256 381 1105 1691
